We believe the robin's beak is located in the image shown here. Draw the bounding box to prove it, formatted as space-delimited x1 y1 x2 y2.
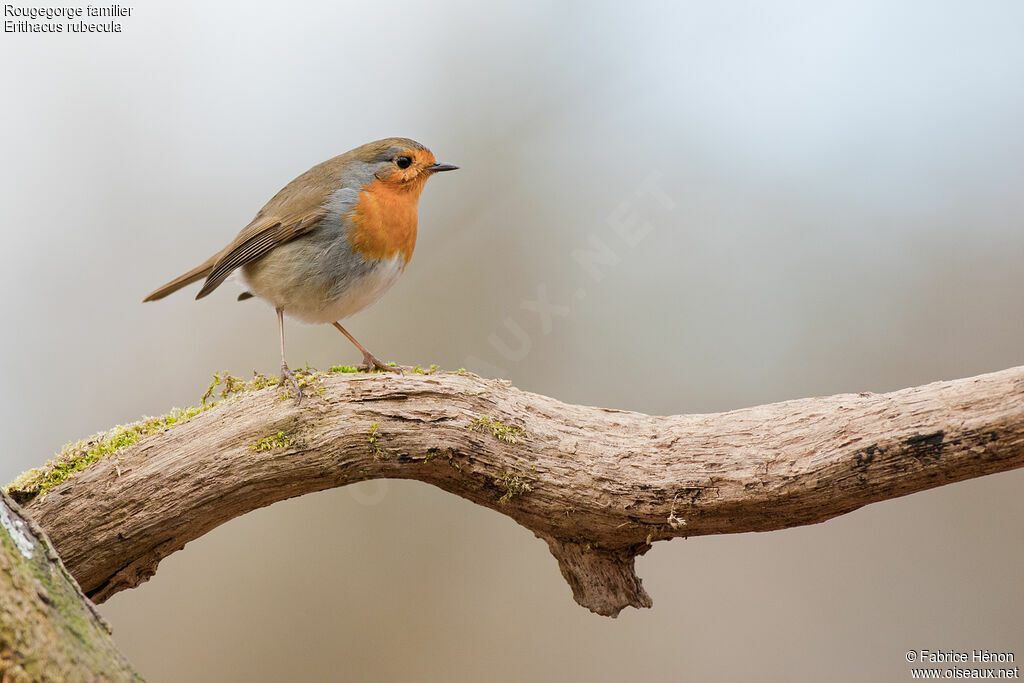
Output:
426 162 459 173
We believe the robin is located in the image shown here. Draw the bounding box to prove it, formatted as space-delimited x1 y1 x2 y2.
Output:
143 137 457 400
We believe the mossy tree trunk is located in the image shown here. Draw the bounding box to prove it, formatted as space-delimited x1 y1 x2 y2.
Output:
0 489 138 681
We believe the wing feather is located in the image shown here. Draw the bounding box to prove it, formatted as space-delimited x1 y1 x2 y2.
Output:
144 151 356 303
194 210 326 299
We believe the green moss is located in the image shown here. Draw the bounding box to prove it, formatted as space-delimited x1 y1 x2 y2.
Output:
201 371 221 405
204 370 278 404
0 505 140 676
368 422 388 460
250 431 293 451
330 362 455 375
423 447 461 470
221 373 246 397
6 405 206 504
5 369 287 504
15 532 91 646
4 362 451 504
248 373 280 390
329 364 362 373
364 362 396 374
275 366 330 397
327 362 405 374
468 415 524 444
296 372 320 388
494 470 532 504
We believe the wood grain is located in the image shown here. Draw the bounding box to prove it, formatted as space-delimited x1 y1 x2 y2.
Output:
23 366 1024 617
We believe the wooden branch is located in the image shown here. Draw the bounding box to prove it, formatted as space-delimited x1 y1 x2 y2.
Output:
14 366 1024 617
0 489 137 680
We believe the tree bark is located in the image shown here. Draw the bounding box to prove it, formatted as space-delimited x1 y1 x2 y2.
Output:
11 365 1024 617
0 489 138 681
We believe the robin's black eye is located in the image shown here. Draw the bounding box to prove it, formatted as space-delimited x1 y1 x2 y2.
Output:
395 156 412 169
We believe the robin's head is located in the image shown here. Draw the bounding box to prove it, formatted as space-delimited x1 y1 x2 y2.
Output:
350 137 458 193
340 138 457 264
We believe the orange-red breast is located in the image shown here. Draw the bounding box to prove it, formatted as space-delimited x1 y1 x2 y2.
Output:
143 137 457 399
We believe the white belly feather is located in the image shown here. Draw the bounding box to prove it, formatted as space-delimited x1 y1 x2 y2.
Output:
310 254 405 323
241 249 406 324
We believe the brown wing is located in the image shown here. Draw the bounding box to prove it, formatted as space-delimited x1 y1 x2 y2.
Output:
192 165 342 299
144 153 349 303
194 209 325 299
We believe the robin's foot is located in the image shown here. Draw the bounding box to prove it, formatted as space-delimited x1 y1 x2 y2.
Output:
359 352 402 374
281 363 303 403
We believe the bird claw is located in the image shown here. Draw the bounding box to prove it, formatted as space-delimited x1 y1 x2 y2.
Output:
280 364 303 403
359 353 403 374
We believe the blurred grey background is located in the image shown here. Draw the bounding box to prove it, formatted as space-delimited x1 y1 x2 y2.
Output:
2 1 1023 681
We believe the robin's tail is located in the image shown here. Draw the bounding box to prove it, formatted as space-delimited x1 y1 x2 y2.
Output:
142 254 219 302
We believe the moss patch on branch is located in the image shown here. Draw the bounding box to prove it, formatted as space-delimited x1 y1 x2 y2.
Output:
423 447 461 470
468 415 525 444
6 364 457 504
329 362 400 374
6 369 283 504
494 470 532 504
368 422 388 460
6 406 204 505
250 431 293 451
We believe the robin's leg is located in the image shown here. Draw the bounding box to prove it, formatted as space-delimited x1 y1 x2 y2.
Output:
332 321 402 374
277 307 303 402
